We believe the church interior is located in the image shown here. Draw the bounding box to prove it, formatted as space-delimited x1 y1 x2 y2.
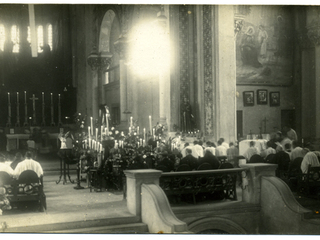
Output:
1 4 320 234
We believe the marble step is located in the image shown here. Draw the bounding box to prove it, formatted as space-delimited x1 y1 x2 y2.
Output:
48 222 149 233
6 215 142 233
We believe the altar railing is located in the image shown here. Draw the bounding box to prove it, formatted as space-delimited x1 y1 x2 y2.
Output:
159 168 244 204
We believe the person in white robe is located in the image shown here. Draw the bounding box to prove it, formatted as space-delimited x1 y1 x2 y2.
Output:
243 141 258 161
301 152 320 174
14 151 43 178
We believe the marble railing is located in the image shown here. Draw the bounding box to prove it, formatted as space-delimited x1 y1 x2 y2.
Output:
160 168 244 204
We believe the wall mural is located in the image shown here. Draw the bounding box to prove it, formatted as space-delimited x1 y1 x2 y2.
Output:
236 6 294 86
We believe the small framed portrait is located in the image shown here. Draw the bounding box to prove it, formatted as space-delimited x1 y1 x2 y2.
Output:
257 89 268 105
243 91 254 106
270 92 280 106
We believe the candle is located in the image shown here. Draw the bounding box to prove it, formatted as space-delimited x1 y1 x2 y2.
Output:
50 93 53 105
101 125 104 141
140 138 142 146
130 116 133 127
90 117 93 136
17 92 19 103
143 128 146 140
137 126 139 135
129 127 131 134
149 115 152 135
58 94 60 103
8 92 10 104
42 92 44 103
143 139 145 147
96 128 98 141
157 141 159 148
24 91 27 103
88 126 91 137
153 128 155 139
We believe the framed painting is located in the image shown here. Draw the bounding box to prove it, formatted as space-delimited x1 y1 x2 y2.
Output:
269 92 280 107
235 6 294 86
257 89 268 105
243 91 254 106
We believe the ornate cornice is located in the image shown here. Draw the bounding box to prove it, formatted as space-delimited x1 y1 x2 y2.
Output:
234 19 243 36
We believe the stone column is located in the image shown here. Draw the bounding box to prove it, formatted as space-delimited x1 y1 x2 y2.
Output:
158 6 170 126
114 35 129 127
99 52 113 106
124 169 162 216
307 26 320 139
215 5 237 143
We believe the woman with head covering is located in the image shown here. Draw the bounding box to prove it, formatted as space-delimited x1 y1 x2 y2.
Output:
301 152 320 174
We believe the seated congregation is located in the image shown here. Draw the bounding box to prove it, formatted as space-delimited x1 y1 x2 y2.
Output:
0 151 45 214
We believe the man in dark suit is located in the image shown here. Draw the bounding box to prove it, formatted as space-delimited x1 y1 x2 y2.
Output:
179 148 198 170
198 150 220 169
157 151 175 172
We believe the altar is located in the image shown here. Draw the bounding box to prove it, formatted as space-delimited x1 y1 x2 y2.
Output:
239 139 268 156
6 133 59 152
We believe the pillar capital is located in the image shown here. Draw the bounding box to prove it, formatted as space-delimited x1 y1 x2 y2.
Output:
87 47 113 71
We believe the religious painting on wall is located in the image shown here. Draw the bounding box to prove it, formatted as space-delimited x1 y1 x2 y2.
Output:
269 91 280 106
243 91 254 106
235 6 294 86
257 89 268 105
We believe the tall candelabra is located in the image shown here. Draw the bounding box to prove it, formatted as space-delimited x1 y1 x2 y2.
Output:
15 92 20 127
58 94 62 126
6 93 11 127
41 92 46 126
50 93 55 126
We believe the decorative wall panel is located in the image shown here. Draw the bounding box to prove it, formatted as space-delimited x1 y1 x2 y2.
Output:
179 5 190 103
203 5 214 135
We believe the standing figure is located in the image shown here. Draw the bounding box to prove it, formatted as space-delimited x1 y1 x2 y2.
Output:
240 26 262 68
258 25 268 58
180 97 194 133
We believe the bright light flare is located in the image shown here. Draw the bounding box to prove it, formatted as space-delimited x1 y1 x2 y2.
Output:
128 22 170 77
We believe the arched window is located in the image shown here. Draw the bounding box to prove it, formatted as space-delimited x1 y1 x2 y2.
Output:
11 25 19 53
0 25 5 51
99 10 120 84
47 24 52 50
37 25 43 53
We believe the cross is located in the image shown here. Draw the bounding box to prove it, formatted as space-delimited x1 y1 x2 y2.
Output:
30 94 38 125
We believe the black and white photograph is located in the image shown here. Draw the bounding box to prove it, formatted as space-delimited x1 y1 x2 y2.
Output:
0 2 319 237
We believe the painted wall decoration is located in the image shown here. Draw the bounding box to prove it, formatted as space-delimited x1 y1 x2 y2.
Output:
236 6 294 86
